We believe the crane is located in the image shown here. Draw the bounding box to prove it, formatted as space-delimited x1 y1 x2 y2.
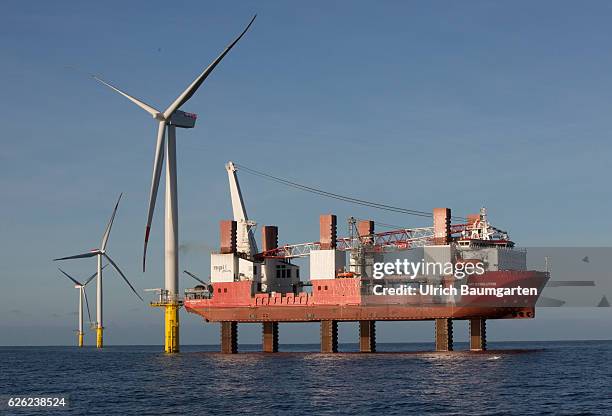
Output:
226 161 258 257
257 224 439 259
255 222 480 259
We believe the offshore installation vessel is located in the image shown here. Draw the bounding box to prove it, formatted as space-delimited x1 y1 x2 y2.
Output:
182 162 549 353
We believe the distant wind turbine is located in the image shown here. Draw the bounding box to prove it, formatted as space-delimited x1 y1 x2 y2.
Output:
56 266 106 346
54 193 142 348
92 15 257 353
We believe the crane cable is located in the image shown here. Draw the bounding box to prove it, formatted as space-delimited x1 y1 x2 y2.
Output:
234 163 466 221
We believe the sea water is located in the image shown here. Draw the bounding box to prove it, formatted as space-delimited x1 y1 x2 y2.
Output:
0 341 610 415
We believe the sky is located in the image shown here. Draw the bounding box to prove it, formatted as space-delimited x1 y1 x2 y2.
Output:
0 0 611 346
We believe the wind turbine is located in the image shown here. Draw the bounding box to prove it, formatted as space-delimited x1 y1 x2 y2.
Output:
93 15 256 353
56 266 105 346
54 193 142 348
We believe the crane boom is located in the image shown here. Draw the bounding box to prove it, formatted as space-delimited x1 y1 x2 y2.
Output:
226 161 258 256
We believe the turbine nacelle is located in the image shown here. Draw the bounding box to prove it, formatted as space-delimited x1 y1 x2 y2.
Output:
168 110 197 129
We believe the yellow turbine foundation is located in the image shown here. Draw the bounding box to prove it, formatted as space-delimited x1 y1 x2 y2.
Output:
165 303 180 353
78 332 84 347
96 327 103 348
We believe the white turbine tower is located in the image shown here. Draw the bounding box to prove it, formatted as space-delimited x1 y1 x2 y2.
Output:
93 15 256 353
54 193 142 348
56 267 105 347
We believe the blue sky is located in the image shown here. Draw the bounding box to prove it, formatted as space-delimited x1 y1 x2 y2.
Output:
1 1 611 346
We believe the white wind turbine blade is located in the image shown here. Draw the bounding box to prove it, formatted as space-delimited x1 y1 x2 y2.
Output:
143 121 166 272
57 268 83 286
83 289 92 324
101 193 123 251
183 270 207 285
103 253 143 301
93 76 162 118
54 251 99 261
83 264 107 287
162 14 256 119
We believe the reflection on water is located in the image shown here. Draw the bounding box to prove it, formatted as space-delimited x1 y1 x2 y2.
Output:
0 342 610 415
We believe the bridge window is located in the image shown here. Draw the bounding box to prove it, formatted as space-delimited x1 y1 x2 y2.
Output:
277 264 291 278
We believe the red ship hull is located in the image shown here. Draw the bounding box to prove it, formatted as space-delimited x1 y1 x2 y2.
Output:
184 270 548 323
